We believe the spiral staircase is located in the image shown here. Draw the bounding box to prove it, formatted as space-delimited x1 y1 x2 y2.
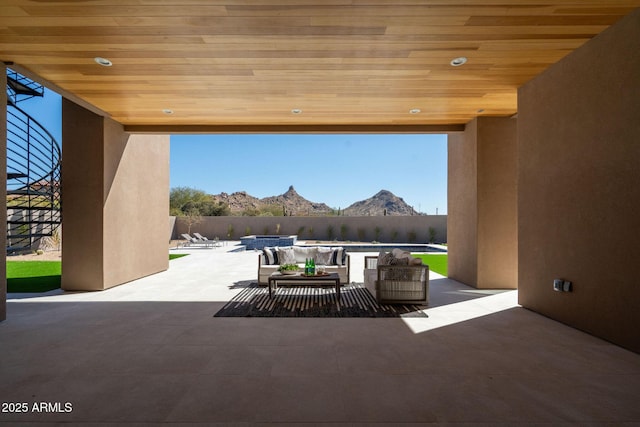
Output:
6 69 61 254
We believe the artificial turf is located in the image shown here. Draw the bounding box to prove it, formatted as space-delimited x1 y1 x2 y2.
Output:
7 254 190 293
7 261 61 293
411 253 448 276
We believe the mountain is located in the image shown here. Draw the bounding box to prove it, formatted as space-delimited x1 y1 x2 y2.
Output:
343 190 417 216
211 186 333 215
209 187 418 216
260 186 333 216
210 191 262 212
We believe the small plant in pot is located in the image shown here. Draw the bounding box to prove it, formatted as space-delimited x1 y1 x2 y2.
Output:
278 263 300 275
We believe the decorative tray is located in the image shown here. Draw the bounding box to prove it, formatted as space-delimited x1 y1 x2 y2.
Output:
300 272 330 277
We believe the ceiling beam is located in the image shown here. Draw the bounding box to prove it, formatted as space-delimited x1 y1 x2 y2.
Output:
124 124 465 134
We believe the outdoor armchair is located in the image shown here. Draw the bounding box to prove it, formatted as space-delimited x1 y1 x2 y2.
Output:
364 253 429 305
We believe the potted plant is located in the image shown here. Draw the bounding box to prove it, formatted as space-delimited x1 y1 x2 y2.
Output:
278 264 300 275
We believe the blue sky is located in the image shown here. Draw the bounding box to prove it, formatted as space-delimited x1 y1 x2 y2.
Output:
16 88 448 214
171 133 447 214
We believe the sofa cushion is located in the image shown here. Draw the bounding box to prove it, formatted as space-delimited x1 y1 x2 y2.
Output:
292 246 318 263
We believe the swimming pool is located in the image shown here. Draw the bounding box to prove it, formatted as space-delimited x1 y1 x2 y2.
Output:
240 235 297 250
296 243 447 253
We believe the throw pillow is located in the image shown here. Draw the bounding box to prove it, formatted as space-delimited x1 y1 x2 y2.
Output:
330 247 346 266
392 248 412 259
276 247 296 265
409 257 423 266
316 247 333 265
377 251 394 266
263 247 277 265
389 256 409 266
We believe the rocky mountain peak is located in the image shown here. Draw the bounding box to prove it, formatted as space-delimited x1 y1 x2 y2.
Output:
283 185 298 198
259 186 333 216
343 190 416 216
374 189 394 198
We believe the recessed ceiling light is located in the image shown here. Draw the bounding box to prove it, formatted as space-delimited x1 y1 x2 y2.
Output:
162 109 174 115
291 108 302 114
450 56 467 67
409 108 421 114
94 57 112 67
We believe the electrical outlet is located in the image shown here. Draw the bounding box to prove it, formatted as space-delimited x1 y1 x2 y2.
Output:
563 280 572 292
553 279 564 292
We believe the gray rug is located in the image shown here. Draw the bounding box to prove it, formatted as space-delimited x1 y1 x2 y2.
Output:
214 282 428 318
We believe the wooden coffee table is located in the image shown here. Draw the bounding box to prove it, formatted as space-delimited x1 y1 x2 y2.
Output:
268 272 341 301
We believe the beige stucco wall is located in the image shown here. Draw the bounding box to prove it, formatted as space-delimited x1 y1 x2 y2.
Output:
61 100 105 290
103 124 170 288
518 9 640 353
448 117 518 289
477 118 518 289
447 120 478 286
174 215 447 244
1 67 7 321
62 100 169 291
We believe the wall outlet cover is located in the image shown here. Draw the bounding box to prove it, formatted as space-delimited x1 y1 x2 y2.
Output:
554 279 564 292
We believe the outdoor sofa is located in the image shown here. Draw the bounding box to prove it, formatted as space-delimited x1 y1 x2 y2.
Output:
364 248 429 305
258 246 350 284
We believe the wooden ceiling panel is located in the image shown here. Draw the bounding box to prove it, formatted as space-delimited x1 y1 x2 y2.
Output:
1 1 638 129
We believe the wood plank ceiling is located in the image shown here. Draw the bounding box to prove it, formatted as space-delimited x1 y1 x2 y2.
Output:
1 1 639 131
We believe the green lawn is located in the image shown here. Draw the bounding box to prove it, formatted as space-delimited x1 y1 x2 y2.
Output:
411 253 448 276
7 254 189 293
7 261 61 293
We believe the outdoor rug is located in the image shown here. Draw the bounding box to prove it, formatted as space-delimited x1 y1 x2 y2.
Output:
214 282 428 318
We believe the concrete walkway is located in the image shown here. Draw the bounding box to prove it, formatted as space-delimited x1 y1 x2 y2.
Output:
1 247 639 425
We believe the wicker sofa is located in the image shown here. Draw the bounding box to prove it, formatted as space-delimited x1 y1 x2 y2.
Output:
258 246 350 285
364 249 429 305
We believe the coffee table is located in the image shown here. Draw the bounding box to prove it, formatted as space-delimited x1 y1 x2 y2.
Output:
268 272 341 301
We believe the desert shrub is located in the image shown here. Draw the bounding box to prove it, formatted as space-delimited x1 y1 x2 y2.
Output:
326 225 334 240
428 227 437 243
374 226 382 241
340 224 348 240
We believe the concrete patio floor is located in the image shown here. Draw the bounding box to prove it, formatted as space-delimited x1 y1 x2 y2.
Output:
1 246 639 426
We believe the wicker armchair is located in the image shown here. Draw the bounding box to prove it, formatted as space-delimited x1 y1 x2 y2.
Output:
364 256 429 305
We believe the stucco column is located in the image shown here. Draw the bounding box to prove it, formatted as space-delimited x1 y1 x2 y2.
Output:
448 117 518 289
1 66 7 321
61 99 169 291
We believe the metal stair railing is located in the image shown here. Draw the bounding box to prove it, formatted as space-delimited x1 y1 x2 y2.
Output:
6 70 61 253
6 69 44 103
